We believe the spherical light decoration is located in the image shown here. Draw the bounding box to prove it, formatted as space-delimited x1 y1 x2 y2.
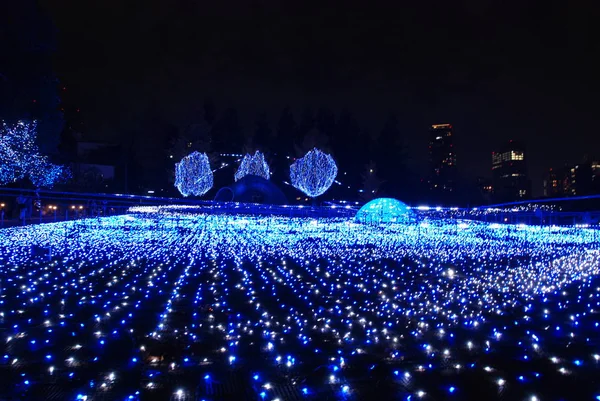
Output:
289 148 338 198
355 198 414 224
174 151 213 197
234 151 270 181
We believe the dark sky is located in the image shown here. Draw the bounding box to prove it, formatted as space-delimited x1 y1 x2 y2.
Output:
41 0 600 196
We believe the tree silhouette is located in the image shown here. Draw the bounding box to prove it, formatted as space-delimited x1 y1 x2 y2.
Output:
360 161 384 201
276 107 296 152
212 107 242 152
374 113 407 197
0 0 64 156
254 112 272 152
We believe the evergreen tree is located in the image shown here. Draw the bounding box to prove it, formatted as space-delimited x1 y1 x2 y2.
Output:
374 113 407 197
212 107 242 152
254 112 272 152
297 107 315 147
203 99 216 126
0 0 63 156
276 107 297 153
360 161 384 201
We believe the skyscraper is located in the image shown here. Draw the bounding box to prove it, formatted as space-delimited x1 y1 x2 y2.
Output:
491 140 531 202
428 124 456 193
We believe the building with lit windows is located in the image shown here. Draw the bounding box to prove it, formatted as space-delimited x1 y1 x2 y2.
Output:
544 159 600 197
491 140 531 202
543 166 571 197
428 124 456 194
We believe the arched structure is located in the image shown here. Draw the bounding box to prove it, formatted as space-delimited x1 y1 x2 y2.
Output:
355 198 414 224
214 175 287 205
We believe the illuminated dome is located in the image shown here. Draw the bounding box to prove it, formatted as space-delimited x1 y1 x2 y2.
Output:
355 198 414 224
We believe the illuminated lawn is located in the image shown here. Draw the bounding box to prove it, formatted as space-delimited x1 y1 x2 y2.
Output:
1 211 599 400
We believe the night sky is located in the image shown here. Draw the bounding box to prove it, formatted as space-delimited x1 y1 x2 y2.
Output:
41 0 600 196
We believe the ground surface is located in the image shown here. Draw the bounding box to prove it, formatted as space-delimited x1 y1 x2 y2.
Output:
0 212 599 400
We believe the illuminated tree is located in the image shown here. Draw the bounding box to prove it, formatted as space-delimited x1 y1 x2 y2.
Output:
0 120 68 187
174 151 213 197
234 151 270 181
289 148 338 198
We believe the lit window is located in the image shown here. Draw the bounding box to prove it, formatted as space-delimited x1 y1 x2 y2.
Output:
510 151 524 161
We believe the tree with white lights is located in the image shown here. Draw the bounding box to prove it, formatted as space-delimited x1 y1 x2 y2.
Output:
234 151 270 181
174 151 213 197
289 148 338 198
0 120 68 188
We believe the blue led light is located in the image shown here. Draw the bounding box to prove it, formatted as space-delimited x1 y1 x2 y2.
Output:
355 198 414 224
234 151 270 181
174 151 213 197
0 120 68 187
0 205 598 399
290 148 337 198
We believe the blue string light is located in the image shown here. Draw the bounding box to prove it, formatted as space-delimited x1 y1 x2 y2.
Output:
0 120 68 187
289 148 338 198
234 150 270 181
174 151 213 196
0 207 599 399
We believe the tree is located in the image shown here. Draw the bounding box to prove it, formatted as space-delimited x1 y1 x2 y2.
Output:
234 151 270 181
360 161 384 201
0 0 64 156
295 128 330 156
290 148 338 198
253 112 272 151
169 120 213 161
374 113 408 197
174 151 213 197
212 107 242 152
203 100 216 126
333 108 362 176
0 120 68 187
276 107 297 151
297 107 315 146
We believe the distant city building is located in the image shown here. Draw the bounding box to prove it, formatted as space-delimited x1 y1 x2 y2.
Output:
544 159 600 197
491 140 531 202
543 166 571 197
591 160 600 193
476 176 494 203
428 124 456 193
71 141 118 191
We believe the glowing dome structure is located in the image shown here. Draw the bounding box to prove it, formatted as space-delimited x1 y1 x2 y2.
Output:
355 198 414 224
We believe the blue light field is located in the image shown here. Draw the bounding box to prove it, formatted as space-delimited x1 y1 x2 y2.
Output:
0 209 599 400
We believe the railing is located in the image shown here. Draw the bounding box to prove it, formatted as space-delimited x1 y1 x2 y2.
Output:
0 188 358 227
0 188 191 228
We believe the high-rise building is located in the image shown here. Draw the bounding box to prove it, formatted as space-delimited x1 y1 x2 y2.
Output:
592 160 600 193
544 160 600 197
491 140 531 202
428 124 456 193
543 166 571 197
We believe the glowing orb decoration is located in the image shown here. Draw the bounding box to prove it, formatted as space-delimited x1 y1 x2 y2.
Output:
289 148 338 198
234 151 270 181
174 151 213 196
355 197 414 224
